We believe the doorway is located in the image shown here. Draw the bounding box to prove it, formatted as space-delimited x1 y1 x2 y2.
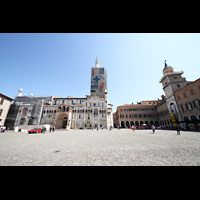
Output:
62 117 68 129
62 121 67 128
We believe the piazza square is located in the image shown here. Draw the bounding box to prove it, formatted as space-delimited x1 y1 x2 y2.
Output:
1 34 200 166
1 129 200 166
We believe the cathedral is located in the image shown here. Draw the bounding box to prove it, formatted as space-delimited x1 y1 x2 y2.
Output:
6 58 113 130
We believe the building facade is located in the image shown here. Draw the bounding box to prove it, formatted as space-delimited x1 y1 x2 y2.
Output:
115 61 200 130
159 61 200 130
115 100 160 128
174 78 200 130
155 95 172 128
0 93 13 127
5 58 113 130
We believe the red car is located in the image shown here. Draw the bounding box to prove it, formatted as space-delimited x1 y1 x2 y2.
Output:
28 128 42 134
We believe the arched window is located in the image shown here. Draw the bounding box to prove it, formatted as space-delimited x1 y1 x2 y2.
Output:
150 121 154 125
135 121 139 126
126 121 130 128
190 115 197 121
170 103 177 113
130 121 134 126
22 108 28 116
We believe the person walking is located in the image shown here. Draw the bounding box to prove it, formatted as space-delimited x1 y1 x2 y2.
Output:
42 126 45 133
132 125 134 132
152 125 155 133
177 125 181 135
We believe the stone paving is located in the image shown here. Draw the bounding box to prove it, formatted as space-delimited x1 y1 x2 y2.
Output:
0 129 200 166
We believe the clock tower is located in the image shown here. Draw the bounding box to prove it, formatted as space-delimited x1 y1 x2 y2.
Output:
159 61 190 122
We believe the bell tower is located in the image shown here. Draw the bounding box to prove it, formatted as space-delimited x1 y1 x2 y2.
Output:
91 57 107 98
159 60 189 123
159 60 189 99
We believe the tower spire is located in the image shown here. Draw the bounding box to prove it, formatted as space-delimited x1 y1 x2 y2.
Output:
95 56 99 68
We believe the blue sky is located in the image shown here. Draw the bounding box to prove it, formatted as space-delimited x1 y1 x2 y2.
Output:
0 33 199 112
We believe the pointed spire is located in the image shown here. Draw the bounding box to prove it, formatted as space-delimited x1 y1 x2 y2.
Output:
95 56 99 68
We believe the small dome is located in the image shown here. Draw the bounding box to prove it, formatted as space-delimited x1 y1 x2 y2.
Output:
163 62 174 75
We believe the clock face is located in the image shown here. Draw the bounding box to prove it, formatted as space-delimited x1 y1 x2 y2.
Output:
165 89 170 97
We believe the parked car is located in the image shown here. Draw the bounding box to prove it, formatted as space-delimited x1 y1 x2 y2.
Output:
28 128 42 134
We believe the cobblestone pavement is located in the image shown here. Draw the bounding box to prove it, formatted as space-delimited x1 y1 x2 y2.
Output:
1 129 200 166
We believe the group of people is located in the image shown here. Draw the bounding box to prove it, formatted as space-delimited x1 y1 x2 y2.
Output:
50 126 55 132
130 124 181 135
94 126 112 131
0 128 5 132
41 126 55 133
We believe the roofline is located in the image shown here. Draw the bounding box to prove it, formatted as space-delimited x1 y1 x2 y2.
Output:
54 98 87 100
117 104 157 108
140 100 159 102
0 93 14 101
159 71 184 83
174 78 200 95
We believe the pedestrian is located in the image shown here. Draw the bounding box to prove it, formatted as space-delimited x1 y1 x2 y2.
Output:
42 126 44 133
102 126 103 131
177 125 181 135
50 127 52 132
97 126 99 131
52 126 55 132
132 125 134 131
152 125 155 133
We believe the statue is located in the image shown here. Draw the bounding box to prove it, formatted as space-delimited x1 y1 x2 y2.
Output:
164 60 168 67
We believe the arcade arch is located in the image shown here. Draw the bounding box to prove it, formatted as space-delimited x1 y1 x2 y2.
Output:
55 113 69 129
